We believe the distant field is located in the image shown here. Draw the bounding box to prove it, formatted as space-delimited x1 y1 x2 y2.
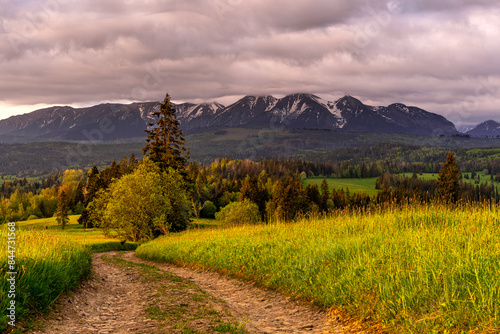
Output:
304 172 499 198
402 171 500 188
137 204 500 333
303 177 380 196
400 172 438 180
189 218 220 229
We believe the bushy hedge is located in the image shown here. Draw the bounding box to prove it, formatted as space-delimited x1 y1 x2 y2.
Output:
215 199 260 226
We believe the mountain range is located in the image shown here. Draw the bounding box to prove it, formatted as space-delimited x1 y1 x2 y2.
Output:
0 94 468 141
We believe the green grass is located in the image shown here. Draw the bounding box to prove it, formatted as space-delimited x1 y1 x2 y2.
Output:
136 204 500 333
0 227 92 332
15 215 139 251
303 177 380 196
400 172 438 181
189 218 221 229
0 215 139 331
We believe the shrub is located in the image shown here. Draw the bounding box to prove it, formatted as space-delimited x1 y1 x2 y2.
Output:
200 200 217 218
215 199 260 226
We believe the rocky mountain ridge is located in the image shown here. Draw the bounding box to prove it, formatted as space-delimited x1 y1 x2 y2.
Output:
0 94 459 141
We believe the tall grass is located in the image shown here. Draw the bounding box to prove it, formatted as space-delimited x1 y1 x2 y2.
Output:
136 203 500 333
0 228 92 331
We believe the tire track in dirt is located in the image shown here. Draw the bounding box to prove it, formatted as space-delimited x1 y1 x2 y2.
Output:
29 252 153 334
124 252 349 334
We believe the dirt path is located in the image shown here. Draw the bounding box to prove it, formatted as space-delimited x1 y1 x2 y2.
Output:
29 251 351 334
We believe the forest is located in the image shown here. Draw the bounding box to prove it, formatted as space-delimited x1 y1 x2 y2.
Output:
1 153 498 227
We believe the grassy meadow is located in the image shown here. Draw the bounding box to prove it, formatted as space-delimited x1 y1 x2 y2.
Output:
0 228 91 332
303 177 380 196
15 215 139 252
136 204 500 333
0 215 139 331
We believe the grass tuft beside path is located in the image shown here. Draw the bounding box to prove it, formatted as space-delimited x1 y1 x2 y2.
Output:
0 229 91 332
1 215 139 331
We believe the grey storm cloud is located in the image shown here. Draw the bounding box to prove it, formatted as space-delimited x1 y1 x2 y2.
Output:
0 0 499 127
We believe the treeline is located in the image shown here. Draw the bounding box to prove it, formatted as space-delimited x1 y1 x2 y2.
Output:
0 170 85 223
0 173 62 198
5 139 500 180
0 155 138 224
3 154 500 226
375 173 499 204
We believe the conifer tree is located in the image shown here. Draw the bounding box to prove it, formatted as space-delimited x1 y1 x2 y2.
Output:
239 176 269 220
56 186 70 229
142 93 190 173
74 180 85 206
437 153 461 203
320 179 329 211
78 165 100 228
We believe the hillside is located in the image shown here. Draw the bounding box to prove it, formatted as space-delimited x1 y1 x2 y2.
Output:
2 128 500 177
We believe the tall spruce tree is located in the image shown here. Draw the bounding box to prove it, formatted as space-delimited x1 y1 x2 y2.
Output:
78 165 101 228
239 176 269 220
142 94 190 173
437 153 461 203
320 179 329 211
56 186 70 229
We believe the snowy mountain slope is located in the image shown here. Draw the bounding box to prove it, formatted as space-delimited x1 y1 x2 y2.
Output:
0 94 458 140
466 120 500 138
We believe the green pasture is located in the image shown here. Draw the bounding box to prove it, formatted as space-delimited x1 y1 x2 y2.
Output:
402 171 500 188
15 215 139 252
303 177 380 196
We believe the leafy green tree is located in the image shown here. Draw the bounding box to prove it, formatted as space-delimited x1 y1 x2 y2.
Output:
56 185 70 229
200 200 217 218
437 153 461 203
89 159 191 242
142 93 190 173
215 199 260 226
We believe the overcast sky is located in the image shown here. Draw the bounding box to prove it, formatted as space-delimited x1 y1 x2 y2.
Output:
0 0 499 127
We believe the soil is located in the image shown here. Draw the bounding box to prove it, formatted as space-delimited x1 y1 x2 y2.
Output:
27 251 357 334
